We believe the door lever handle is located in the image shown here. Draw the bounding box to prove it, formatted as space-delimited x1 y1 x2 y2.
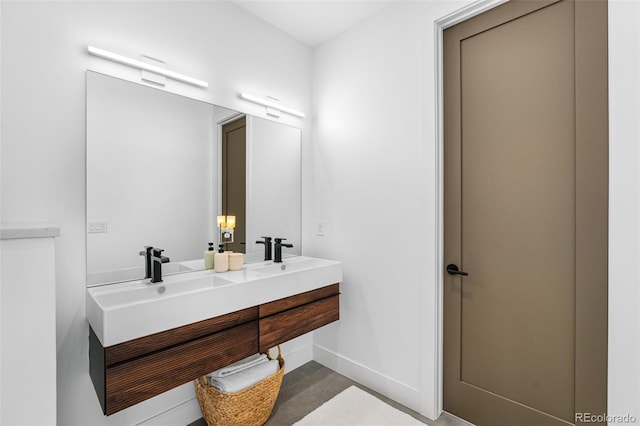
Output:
446 264 469 276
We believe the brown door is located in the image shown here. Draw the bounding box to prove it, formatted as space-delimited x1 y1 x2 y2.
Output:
222 117 246 253
443 1 608 425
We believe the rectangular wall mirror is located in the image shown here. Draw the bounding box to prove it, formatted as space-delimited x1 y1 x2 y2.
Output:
86 71 301 286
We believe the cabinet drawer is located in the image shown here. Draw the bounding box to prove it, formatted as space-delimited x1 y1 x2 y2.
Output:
105 321 258 415
259 283 339 318
106 306 258 366
259 295 339 352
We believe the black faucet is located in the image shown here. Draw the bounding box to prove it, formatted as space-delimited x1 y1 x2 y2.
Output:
273 238 293 263
139 246 154 279
150 248 170 283
256 236 273 261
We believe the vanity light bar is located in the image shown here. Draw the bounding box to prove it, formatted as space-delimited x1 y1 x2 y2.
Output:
240 93 306 118
87 46 208 88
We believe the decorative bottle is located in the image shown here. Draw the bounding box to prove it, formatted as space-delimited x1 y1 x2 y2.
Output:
214 244 229 273
204 242 215 269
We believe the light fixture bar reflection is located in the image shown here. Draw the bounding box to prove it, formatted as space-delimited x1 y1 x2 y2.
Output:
240 92 305 118
87 46 208 88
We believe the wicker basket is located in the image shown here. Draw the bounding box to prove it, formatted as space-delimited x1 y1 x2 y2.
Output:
194 347 285 426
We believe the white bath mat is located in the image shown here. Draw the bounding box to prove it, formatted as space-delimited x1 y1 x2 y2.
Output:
293 386 426 426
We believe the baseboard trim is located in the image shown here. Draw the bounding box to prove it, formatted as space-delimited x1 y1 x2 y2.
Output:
313 344 422 412
135 394 201 426
280 339 314 372
441 411 476 426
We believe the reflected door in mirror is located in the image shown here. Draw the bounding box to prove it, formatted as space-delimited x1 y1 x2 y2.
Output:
222 117 246 253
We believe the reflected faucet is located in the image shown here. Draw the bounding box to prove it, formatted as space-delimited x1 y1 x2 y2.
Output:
139 246 154 279
256 236 273 261
273 238 293 263
145 247 170 283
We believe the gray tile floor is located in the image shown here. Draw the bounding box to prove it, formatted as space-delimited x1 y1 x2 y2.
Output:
188 361 470 426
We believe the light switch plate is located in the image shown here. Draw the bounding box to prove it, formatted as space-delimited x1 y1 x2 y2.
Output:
88 220 108 233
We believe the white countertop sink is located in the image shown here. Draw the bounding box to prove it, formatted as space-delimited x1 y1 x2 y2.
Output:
251 257 335 276
89 274 235 308
86 256 342 347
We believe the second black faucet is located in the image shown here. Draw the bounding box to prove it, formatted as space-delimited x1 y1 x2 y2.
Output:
274 238 293 263
255 237 293 263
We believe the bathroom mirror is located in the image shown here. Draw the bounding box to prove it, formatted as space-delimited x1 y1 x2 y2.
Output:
86 71 301 286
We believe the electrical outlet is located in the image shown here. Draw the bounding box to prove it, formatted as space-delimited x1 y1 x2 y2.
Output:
316 222 325 236
88 220 108 233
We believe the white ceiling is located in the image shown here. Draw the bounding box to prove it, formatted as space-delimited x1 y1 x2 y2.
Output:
233 1 396 47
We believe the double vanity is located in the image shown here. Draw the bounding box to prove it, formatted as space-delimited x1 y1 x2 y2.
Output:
86 256 342 415
84 71 329 415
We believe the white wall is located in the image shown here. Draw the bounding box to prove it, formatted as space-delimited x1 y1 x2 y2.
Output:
608 0 640 423
313 0 640 421
1 2 312 424
312 1 457 418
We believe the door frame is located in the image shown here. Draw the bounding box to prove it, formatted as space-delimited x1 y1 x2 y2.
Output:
432 1 509 417
431 0 536 419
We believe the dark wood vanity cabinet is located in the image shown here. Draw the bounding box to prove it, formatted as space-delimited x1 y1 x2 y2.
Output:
89 283 340 415
89 307 259 415
259 284 340 352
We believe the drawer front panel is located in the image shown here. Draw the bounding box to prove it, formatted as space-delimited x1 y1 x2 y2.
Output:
106 306 258 366
105 321 258 415
259 295 339 352
259 283 339 318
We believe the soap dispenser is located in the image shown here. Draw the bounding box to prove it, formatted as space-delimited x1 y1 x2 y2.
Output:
204 242 215 269
214 244 229 273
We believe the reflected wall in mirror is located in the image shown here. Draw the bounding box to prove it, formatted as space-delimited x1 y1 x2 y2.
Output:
86 71 301 286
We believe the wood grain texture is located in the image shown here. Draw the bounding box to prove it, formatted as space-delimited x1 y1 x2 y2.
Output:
105 306 258 366
105 321 258 415
259 295 339 352
259 284 339 318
